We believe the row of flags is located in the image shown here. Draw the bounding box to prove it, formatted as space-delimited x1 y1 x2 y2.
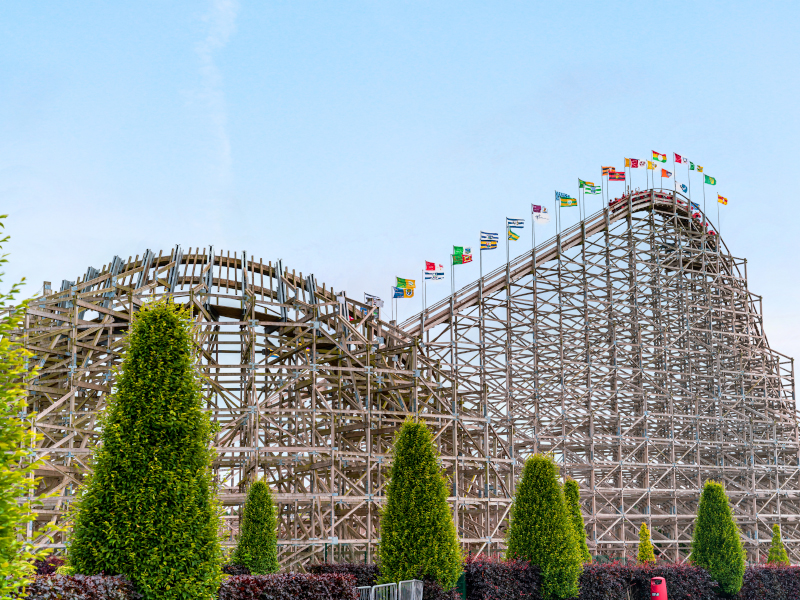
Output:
388 214 548 300
377 151 728 307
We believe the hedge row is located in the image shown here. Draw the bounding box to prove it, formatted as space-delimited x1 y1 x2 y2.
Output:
21 575 142 600
307 558 800 600
20 561 800 600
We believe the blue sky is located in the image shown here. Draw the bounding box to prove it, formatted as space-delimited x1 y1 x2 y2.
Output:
2 1 798 360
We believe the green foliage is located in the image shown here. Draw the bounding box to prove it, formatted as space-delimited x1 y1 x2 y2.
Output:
0 216 60 598
379 419 462 589
563 479 591 564
68 299 223 600
232 479 279 574
637 523 656 564
505 455 582 600
767 524 789 566
690 480 746 596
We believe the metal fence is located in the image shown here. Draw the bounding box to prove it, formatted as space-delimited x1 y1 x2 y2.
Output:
359 580 422 600
398 580 423 600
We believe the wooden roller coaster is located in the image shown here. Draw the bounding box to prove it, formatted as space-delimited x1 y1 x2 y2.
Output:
17 188 798 566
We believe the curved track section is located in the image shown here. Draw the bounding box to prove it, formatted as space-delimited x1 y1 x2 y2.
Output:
20 250 494 568
403 188 798 561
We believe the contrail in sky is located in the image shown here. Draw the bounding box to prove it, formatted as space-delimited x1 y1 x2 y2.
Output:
196 0 239 184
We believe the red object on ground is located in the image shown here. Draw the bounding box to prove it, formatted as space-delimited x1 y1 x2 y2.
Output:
651 577 668 600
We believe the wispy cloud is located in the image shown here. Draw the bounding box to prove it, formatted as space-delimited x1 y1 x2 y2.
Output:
196 0 239 185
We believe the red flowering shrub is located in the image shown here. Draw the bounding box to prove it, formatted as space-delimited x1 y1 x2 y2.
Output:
218 573 357 600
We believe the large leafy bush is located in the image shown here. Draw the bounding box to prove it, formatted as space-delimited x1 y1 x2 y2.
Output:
68 300 222 600
689 480 746 596
0 216 58 597
378 419 462 589
563 479 591 564
505 454 581 599
232 480 279 574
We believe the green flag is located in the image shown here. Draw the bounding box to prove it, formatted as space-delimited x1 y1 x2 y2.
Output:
396 277 416 289
704 175 716 185
452 246 473 265
689 162 695 170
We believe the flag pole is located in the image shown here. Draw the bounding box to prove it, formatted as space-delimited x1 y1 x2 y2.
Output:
451 254 455 300
687 162 692 199
506 220 510 267
672 155 676 192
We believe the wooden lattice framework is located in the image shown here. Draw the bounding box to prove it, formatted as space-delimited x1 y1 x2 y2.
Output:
403 189 798 562
19 248 508 569
17 188 798 565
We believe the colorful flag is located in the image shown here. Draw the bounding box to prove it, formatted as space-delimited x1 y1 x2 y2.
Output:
680 183 688 193
506 217 525 229
396 277 415 289
579 179 596 188
508 230 520 241
690 202 701 211
652 151 667 162
404 288 414 298
452 246 473 265
392 287 405 298
602 166 614 176
560 197 578 207
718 194 728 205
697 165 704 173
625 158 644 168
704 174 716 185
609 171 625 181
674 153 688 164
584 185 601 194
556 191 572 199
364 293 384 308
424 262 445 280
661 169 672 178
532 204 551 224
481 231 498 250
647 161 658 170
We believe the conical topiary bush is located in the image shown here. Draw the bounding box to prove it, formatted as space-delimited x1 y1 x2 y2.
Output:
378 419 462 590
637 522 656 564
767 524 789 565
690 481 746 596
68 300 222 600
232 479 279 574
505 455 582 600
564 479 591 564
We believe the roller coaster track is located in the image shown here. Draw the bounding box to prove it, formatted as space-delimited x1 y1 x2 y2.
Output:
16 188 799 565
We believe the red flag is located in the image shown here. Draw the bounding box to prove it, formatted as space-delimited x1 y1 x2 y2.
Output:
661 168 672 178
609 171 625 181
425 261 436 271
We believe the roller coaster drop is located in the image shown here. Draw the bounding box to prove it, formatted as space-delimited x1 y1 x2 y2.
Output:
19 189 798 566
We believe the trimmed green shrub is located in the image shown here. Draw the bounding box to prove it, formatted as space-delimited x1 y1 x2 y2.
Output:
505 454 581 599
637 522 656 564
378 419 462 589
563 479 591 564
0 217 58 597
767 524 789 566
68 299 223 600
232 479 279 574
689 480 746 596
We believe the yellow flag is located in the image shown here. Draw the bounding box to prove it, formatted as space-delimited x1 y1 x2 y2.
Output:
647 161 658 170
